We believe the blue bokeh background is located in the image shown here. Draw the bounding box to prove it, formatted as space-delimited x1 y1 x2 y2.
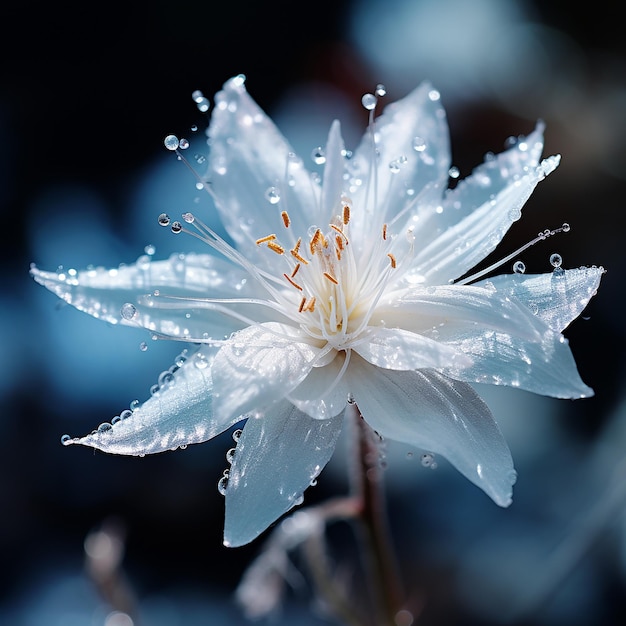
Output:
2 0 625 624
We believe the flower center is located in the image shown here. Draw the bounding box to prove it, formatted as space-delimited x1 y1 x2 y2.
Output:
255 201 398 351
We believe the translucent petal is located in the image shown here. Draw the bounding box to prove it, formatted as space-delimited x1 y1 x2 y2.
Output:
408 155 560 284
377 284 543 343
207 77 320 269
62 346 238 455
352 327 470 371
224 400 343 546
439 325 593 399
376 284 593 398
478 267 604 332
288 352 351 419
346 357 516 507
211 323 318 423
30 253 263 339
349 82 450 241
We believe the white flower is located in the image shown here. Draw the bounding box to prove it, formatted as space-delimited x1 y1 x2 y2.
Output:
31 76 603 547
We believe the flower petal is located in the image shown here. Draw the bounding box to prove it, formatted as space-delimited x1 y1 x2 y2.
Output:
207 76 320 268
346 357 516 506
224 400 343 547
349 82 450 240
352 327 470 371
377 283 593 398
211 323 318 423
321 120 346 218
62 346 238 455
30 252 263 340
288 352 351 419
477 267 604 332
402 123 560 284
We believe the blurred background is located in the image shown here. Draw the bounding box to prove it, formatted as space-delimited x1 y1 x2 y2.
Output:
1 0 625 624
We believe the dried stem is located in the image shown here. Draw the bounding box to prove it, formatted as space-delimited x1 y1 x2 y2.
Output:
348 401 406 626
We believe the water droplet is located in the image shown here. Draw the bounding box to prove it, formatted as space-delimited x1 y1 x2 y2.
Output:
98 422 112 433
412 136 426 152
139 341 148 352
194 153 206 164
175 351 188 367
550 253 562 268
190 124 198 132
421 452 435 467
158 371 174 386
164 134 179 151
217 475 228 496
311 147 326 165
508 208 522 222
111 415 121 424
120 302 138 320
232 428 243 442
226 447 236 464
144 244 156 256
513 260 526 274
562 222 570 232
120 409 133 420
194 352 209 369
375 83 386 97
61 434 71 445
264 186 281 204
310 478 318 486
192 89 204 103
428 89 440 101
179 138 189 150
361 93 377 110
171 221 183 234
347 393 355 405
158 213 170 227
448 166 460 179
150 384 160 396
130 399 140 411
182 212 195 223
196 97 210 113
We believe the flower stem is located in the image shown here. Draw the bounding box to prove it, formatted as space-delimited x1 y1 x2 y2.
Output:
349 401 406 626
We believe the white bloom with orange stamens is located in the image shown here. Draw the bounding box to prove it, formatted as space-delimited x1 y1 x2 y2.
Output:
31 75 603 547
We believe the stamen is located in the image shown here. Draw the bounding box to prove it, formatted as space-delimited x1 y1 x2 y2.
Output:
342 205 351 225
291 238 309 264
306 297 316 312
382 224 388 240
324 272 339 285
291 263 301 277
298 296 307 313
256 234 277 245
310 229 323 255
455 222 571 285
267 241 285 255
281 211 291 228
284 273 303 290
387 253 396 268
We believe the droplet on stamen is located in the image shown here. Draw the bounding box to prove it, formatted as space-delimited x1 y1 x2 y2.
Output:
164 135 179 151
361 93 377 110
158 213 171 227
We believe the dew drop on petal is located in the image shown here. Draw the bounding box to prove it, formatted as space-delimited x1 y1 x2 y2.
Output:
98 422 112 433
139 341 148 352
164 134 179 151
412 136 426 152
311 147 326 165
448 166 460 179
513 260 526 274
226 447 236 464
361 93 377 110
130 399 140 411
194 352 209 369
375 83 387 97
264 186 281 204
120 302 138 320
144 244 156 255
232 428 243 442
61 434 71 445
217 475 228 496
550 253 563 268
158 213 170 227
508 208 522 222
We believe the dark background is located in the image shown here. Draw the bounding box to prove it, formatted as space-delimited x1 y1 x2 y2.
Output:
1 1 625 624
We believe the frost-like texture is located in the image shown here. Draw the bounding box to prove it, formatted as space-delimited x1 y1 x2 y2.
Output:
31 76 602 546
